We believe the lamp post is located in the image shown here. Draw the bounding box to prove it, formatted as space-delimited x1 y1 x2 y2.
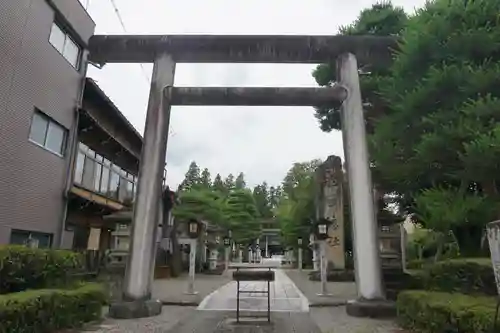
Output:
309 233 319 271
315 218 332 296
238 244 243 263
186 219 200 295
298 237 303 271
224 230 231 271
248 244 253 264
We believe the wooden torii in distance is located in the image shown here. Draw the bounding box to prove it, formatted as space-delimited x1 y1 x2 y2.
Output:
87 34 398 319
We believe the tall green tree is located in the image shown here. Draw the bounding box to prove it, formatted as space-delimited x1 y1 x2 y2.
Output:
275 160 321 247
224 189 260 244
224 174 235 193
282 160 322 200
212 173 225 193
253 182 273 218
370 0 500 254
173 189 226 225
200 168 211 188
268 186 282 212
180 161 201 191
312 2 408 133
235 172 246 189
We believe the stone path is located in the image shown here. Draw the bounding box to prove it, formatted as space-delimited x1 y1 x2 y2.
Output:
198 269 309 312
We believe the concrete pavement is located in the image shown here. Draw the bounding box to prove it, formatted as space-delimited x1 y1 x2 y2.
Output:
198 269 309 312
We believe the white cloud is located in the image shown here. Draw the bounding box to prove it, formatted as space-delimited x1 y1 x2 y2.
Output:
85 0 427 189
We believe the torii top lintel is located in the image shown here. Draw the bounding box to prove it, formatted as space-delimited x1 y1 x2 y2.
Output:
88 34 397 66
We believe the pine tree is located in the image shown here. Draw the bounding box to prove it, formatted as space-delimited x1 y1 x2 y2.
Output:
253 182 272 218
224 174 235 193
179 161 200 191
235 172 246 189
212 173 225 193
200 168 211 188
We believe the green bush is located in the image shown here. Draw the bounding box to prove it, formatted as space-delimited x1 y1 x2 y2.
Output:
407 259 427 269
0 283 107 333
420 258 496 295
0 245 84 294
397 291 498 333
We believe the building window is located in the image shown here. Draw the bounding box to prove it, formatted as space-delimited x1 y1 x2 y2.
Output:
29 110 67 156
49 22 81 69
73 141 139 203
74 151 85 183
100 166 110 193
10 229 52 248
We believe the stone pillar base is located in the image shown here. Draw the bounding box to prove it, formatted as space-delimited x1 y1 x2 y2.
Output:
108 299 162 319
346 298 396 318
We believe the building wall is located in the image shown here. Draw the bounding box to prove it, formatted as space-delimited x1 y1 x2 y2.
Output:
0 0 94 245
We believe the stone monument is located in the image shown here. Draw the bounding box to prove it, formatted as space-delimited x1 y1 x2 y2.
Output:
315 155 345 269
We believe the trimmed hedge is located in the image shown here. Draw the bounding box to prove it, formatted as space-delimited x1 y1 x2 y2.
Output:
0 245 84 294
407 259 428 270
397 291 498 333
308 269 355 282
0 283 107 333
418 258 496 296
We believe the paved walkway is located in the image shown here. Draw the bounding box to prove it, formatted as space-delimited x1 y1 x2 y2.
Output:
198 269 309 312
152 272 232 305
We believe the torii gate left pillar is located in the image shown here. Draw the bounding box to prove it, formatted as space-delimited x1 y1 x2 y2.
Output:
106 53 175 319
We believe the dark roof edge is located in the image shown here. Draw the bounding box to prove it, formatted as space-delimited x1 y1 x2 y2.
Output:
84 77 143 145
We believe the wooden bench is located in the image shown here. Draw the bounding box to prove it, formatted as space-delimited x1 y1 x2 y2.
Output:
232 268 275 323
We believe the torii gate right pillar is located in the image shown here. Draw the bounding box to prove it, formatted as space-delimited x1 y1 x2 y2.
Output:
338 53 393 317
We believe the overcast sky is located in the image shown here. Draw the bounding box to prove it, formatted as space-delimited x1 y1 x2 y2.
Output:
83 0 425 189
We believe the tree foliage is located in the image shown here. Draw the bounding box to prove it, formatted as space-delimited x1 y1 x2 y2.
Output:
212 173 225 193
235 172 246 190
224 189 260 244
312 2 408 133
200 168 211 188
179 161 201 191
374 0 500 222
275 160 322 247
174 162 262 245
252 182 273 218
172 189 226 225
319 0 500 255
224 174 235 193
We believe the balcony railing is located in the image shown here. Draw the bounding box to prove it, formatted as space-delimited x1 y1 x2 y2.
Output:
73 143 136 204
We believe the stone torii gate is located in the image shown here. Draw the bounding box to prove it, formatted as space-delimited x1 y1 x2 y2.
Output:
88 35 397 318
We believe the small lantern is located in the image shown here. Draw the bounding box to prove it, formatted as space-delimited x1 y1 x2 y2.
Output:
315 218 330 241
215 236 220 244
298 237 303 246
228 229 232 238
187 219 201 239
223 236 231 247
